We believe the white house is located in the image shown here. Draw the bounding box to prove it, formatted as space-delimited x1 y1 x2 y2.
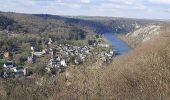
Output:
61 59 66 67
48 38 52 45
33 51 45 57
12 67 27 76
31 46 34 51
3 61 14 68
98 43 110 48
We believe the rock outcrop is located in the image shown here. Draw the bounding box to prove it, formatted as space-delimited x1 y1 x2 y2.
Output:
126 25 161 47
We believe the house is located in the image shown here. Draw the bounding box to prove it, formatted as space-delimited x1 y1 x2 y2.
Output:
98 43 110 48
48 38 52 45
27 53 37 64
27 56 33 64
60 59 66 73
110 50 114 56
12 67 25 73
3 61 14 69
30 45 47 57
33 51 45 57
56 56 61 62
60 59 66 67
49 59 59 68
12 67 26 75
31 46 34 51
3 52 9 59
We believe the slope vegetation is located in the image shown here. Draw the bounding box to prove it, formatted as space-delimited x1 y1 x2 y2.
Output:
0 12 169 100
0 24 170 100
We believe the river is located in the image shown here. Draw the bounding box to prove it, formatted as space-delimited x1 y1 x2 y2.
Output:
104 33 131 55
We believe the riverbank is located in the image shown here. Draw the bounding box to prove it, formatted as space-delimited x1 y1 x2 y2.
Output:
117 34 135 48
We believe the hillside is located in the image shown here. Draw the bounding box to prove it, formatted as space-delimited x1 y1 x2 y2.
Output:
0 12 93 40
98 24 170 99
0 11 170 100
0 11 161 53
0 24 170 100
0 12 98 52
0 15 25 32
34 14 111 34
124 24 162 47
0 12 161 36
69 16 162 34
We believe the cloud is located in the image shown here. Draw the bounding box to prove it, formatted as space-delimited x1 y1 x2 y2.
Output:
80 0 91 3
165 9 170 13
149 0 170 4
0 0 170 19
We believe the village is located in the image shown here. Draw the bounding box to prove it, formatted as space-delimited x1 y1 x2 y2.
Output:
0 36 116 79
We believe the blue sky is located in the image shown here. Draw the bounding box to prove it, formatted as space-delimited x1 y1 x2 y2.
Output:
0 0 170 19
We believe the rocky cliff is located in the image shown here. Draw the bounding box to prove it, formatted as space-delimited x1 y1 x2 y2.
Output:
125 24 162 47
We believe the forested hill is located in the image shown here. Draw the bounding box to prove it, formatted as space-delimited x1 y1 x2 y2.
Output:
0 15 25 32
34 14 111 34
35 14 162 34
0 12 110 37
0 12 94 41
0 11 162 37
67 16 162 33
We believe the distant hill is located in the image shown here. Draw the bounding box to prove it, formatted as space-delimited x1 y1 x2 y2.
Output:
68 16 162 34
34 14 111 34
0 12 162 36
0 15 25 32
0 12 93 41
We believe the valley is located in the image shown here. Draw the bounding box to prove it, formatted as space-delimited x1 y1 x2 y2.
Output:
0 11 170 100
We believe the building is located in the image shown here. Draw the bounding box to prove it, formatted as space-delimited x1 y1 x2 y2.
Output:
3 52 9 59
3 61 14 69
12 67 27 76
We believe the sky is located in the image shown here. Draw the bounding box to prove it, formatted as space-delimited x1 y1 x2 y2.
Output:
0 0 170 19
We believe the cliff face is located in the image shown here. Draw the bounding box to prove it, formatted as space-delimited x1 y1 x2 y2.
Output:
125 25 161 47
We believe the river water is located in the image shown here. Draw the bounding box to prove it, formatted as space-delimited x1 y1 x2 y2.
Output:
104 33 131 55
